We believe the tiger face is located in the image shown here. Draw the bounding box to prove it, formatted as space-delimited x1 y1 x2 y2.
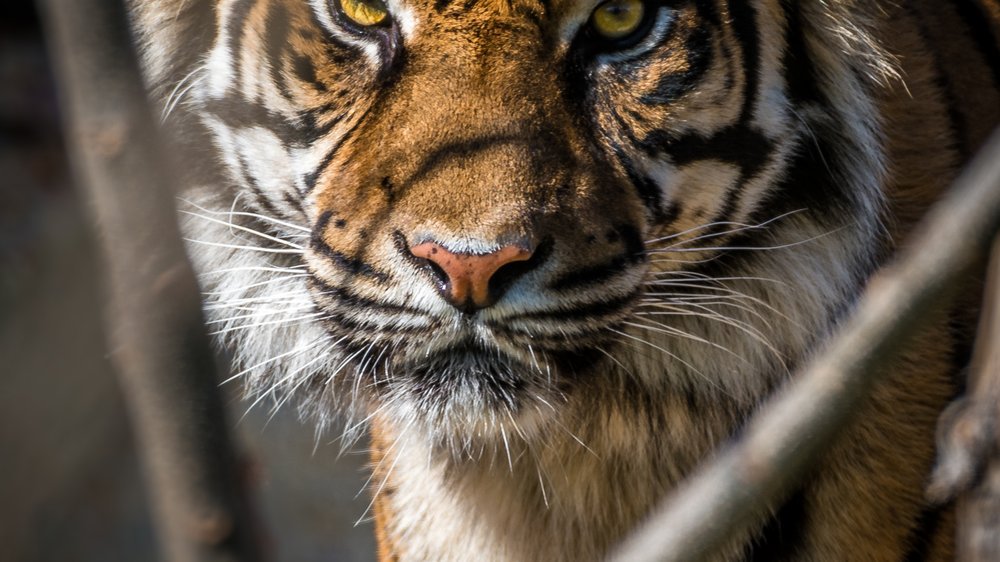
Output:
176 0 886 445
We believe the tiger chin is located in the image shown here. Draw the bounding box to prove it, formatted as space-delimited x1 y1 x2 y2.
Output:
127 0 1000 559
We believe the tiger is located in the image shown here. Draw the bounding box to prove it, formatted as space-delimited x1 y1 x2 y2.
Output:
126 0 1000 559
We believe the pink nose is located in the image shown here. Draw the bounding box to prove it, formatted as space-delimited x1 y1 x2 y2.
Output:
410 242 534 312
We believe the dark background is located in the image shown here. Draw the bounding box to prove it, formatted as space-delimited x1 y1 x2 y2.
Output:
0 4 375 560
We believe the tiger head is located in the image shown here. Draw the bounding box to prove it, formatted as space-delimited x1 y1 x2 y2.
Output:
150 0 894 449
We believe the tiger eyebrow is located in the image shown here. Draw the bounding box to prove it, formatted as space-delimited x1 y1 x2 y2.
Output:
384 0 419 37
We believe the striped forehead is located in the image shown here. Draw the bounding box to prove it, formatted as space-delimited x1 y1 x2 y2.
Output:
401 0 594 17
384 0 737 21
375 0 736 47
381 0 606 37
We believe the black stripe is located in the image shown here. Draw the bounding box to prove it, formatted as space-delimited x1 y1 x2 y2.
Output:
204 90 347 147
236 153 287 220
311 99 351 116
503 290 640 323
602 109 666 220
310 211 391 281
953 0 1000 90
674 129 850 287
398 128 540 191
763 2 873 221
201 98 307 146
781 0 823 106
619 151 669 221
638 24 714 105
549 224 647 291
303 116 364 192
699 177 751 238
489 328 609 349
320 310 433 335
696 0 722 27
314 208 336 231
291 54 327 93
646 124 775 180
282 191 307 218
549 256 633 291
615 155 664 224
751 126 846 220
308 275 429 317
227 0 258 91
742 486 809 561
902 505 946 562
726 0 760 123
906 3 971 159
608 103 644 147
263 2 292 101
626 1 766 223
297 107 346 141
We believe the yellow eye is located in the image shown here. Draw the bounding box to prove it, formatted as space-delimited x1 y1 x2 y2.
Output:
339 0 389 27
591 0 646 40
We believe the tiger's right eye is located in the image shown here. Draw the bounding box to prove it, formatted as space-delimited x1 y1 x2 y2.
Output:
339 0 390 27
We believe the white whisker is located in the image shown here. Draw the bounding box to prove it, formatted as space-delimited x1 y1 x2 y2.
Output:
211 313 324 336
220 335 330 385
241 350 330 422
179 198 311 233
180 210 306 249
204 295 314 310
184 238 305 255
356 435 404 526
160 64 206 123
649 228 841 254
200 265 308 276
645 209 806 248
623 319 750 364
203 274 311 297
608 327 736 399
642 280 794 323
205 304 316 321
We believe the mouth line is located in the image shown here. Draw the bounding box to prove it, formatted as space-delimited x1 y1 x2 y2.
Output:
381 338 606 385
339 331 611 425
323 313 620 386
382 342 536 406
307 263 641 323
394 339 516 370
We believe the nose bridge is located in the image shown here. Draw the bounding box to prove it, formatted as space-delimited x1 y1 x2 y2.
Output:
377 30 569 236
389 20 555 145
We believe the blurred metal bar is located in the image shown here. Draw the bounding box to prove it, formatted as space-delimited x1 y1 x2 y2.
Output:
36 0 263 560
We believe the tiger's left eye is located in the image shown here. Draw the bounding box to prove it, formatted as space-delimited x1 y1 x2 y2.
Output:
339 0 390 27
591 0 646 40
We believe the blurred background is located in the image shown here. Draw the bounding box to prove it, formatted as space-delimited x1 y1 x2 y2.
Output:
0 4 376 560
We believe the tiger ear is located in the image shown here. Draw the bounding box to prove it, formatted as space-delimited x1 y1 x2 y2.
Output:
125 0 215 96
